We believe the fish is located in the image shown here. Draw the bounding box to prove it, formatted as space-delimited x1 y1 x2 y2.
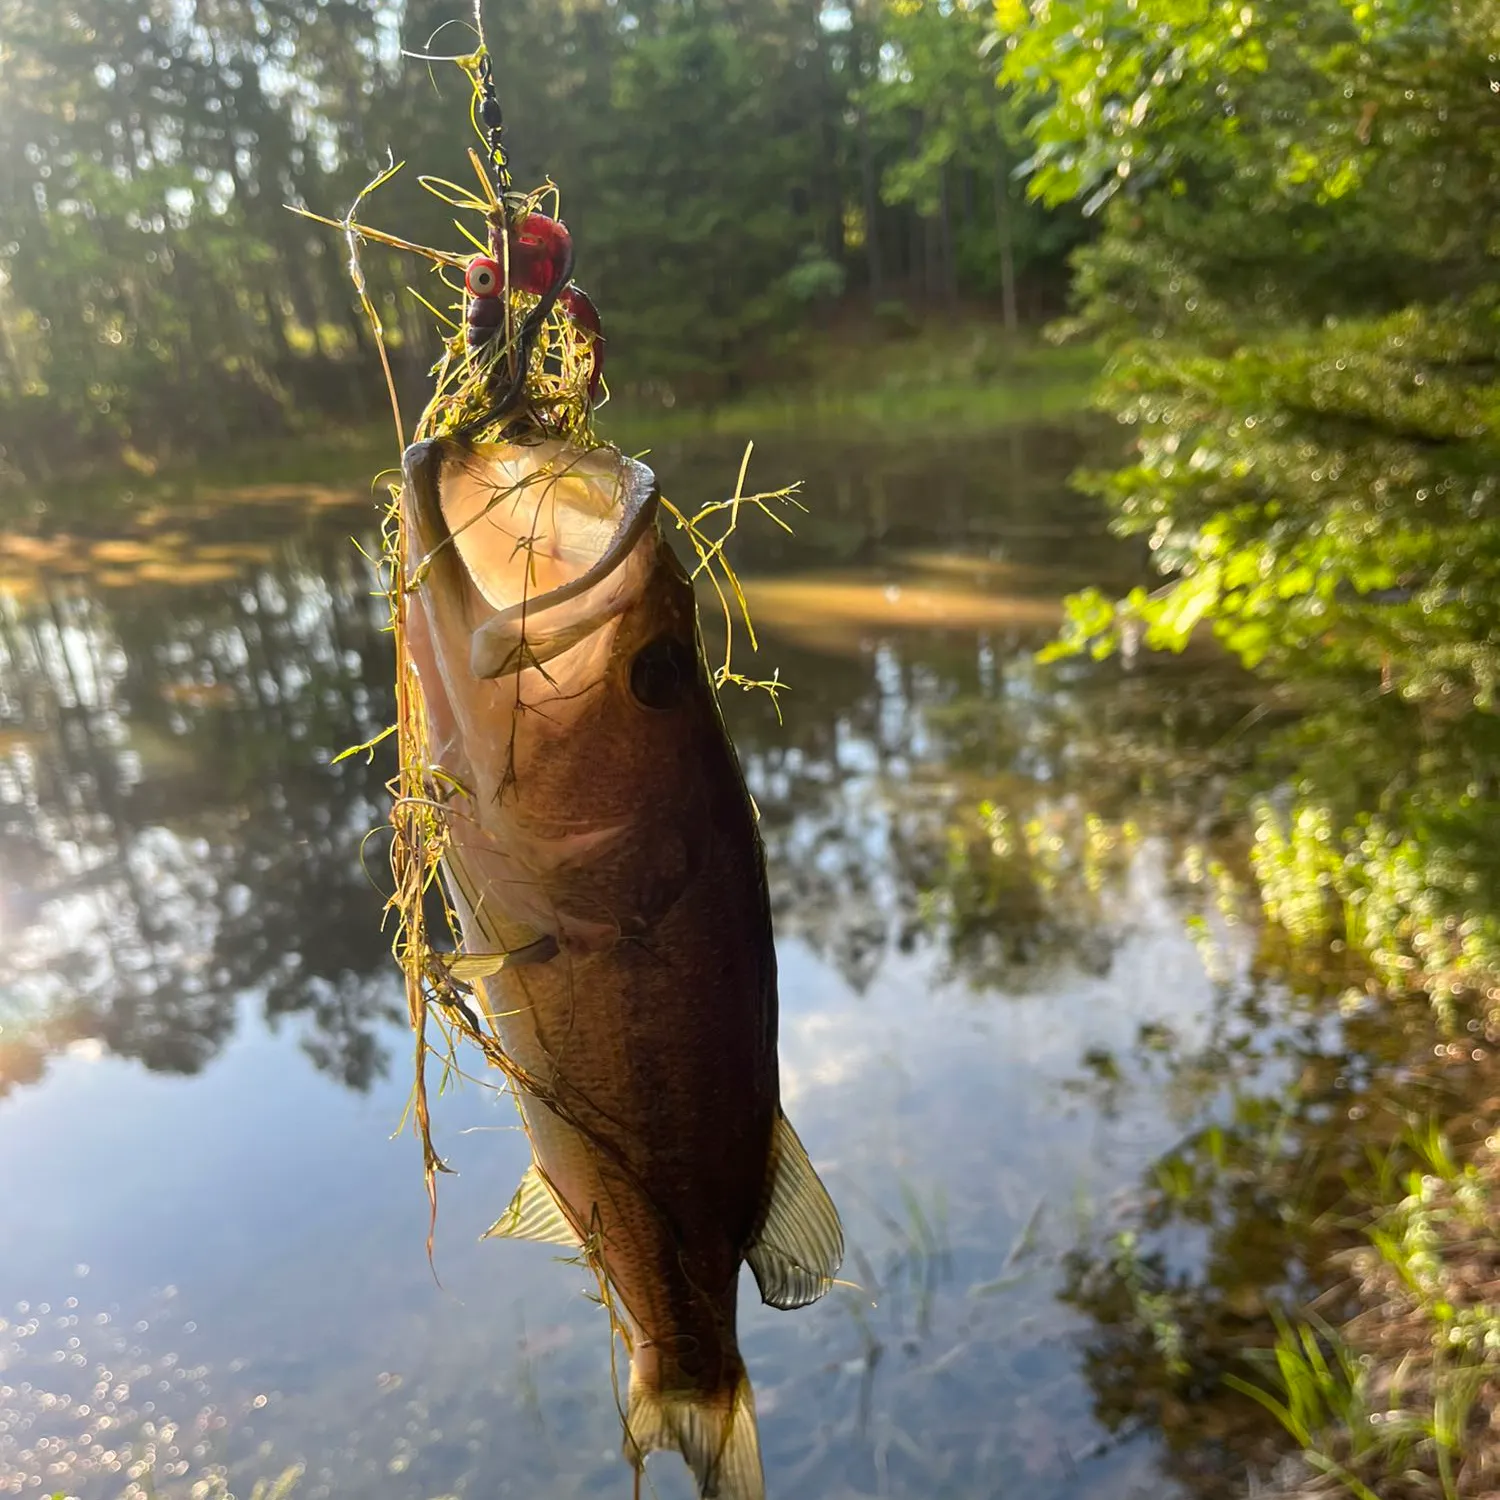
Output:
400 434 843 1500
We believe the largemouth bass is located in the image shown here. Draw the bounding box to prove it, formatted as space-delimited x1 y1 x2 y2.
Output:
401 436 843 1500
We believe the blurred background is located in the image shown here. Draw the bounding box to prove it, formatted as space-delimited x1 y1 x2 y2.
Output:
0 0 1093 475
1 3 1497 1500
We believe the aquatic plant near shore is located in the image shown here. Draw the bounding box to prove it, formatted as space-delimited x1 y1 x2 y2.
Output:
1228 1122 1500 1500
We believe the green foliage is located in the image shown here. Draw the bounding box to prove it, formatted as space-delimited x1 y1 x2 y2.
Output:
1004 0 1500 1050
859 0 1088 305
0 0 390 478
1053 294 1500 699
575 8 828 382
1000 0 1500 699
0 0 1088 479
783 250 849 305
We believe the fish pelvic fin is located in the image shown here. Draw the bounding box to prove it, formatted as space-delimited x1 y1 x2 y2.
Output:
746 1113 845 1310
625 1356 763 1500
481 1161 580 1248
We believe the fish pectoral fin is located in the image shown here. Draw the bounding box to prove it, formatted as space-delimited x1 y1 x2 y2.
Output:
481 1162 580 1248
745 1114 845 1311
447 934 559 981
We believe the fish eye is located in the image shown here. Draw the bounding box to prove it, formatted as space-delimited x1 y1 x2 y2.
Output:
465 256 501 297
629 636 695 710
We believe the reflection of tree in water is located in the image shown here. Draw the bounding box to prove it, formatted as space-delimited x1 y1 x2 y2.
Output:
0 431 1274 1094
652 422 1108 579
725 562 1500 1496
0 536 402 1098
731 638 937 992
671 420 1143 992
771 564 1500 1495
730 619 1268 995
1 431 1127 1090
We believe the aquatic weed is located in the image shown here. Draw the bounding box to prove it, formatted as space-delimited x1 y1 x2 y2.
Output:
1109 1230 1190 1380
1224 1122 1500 1499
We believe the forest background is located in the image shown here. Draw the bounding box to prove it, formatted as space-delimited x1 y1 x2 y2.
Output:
0 0 1090 482
5 0 1492 756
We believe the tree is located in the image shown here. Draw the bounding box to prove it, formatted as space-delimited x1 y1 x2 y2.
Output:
1000 0 1500 705
0 0 1093 478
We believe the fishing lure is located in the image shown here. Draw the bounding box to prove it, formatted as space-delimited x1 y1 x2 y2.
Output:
460 209 605 402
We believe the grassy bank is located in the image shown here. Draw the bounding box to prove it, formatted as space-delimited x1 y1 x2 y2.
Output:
602 320 1101 449
1 317 1100 517
1247 1120 1500 1500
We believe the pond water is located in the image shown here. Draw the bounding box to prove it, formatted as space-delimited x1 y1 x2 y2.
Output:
0 422 1425 1500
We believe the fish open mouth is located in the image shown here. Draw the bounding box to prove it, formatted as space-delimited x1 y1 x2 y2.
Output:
403 437 660 680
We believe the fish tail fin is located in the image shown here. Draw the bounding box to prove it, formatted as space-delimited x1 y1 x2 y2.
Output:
624 1352 764 1500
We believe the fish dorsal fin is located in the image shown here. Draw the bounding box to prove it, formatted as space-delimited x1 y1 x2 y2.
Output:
746 1114 844 1310
482 1162 580 1247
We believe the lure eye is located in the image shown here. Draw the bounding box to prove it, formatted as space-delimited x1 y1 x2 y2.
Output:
465 256 501 298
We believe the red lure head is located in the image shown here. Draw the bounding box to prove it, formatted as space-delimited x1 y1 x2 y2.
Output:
489 212 572 298
468 209 604 403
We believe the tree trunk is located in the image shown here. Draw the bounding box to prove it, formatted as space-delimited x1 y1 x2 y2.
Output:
859 110 883 296
808 0 844 262
939 163 957 304
906 113 924 293
992 150 1019 335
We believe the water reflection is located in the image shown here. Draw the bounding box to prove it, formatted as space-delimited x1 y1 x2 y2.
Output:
1054 970 1497 1496
0 506 401 1098
6 423 1484 1500
2 425 1121 1095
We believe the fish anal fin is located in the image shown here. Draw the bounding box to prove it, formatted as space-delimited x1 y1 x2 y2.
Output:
625 1360 763 1500
746 1114 844 1311
481 1161 580 1248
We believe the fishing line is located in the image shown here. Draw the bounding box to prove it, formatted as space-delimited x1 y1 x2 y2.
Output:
457 1 579 440
477 53 511 193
